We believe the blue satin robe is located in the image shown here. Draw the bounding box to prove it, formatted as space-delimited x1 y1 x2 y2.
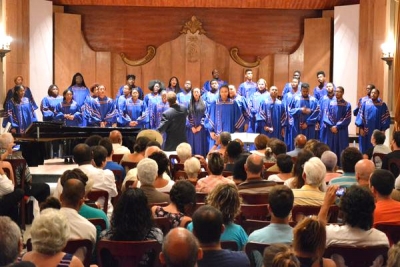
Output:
248 90 270 133
7 97 37 134
54 100 83 126
187 101 208 157
259 98 286 140
118 98 147 128
40 96 63 121
86 96 118 127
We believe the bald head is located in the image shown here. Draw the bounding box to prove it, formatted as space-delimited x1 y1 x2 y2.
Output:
160 228 202 267
245 154 264 174
144 146 161 158
167 92 177 105
109 130 123 144
295 134 307 148
355 159 375 183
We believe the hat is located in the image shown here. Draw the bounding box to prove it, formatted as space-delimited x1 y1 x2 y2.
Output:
395 176 400 190
137 129 163 146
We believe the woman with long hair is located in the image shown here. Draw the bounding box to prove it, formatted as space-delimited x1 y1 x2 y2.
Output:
187 87 208 157
144 80 163 129
68 73 90 126
7 85 37 134
166 76 182 94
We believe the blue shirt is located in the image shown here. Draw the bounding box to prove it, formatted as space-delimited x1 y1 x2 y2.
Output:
198 250 250 267
248 223 293 244
329 173 357 187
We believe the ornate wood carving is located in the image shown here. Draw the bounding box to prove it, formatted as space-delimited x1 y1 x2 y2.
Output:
186 36 200 63
120 46 156 66
180 16 206 35
230 47 261 68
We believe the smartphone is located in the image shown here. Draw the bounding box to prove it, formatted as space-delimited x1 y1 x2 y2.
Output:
12 144 20 151
336 186 347 197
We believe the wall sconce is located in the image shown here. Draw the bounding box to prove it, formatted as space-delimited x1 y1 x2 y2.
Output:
0 34 12 61
381 41 395 68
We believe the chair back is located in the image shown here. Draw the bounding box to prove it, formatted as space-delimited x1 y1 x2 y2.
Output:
374 223 400 246
291 205 339 224
388 157 400 177
88 218 107 231
238 204 270 223
240 193 269 204
372 153 386 169
195 192 208 203
97 239 162 267
263 162 275 169
324 245 388 267
111 169 123 206
245 242 270 267
173 170 187 181
241 219 270 235
121 161 137 172
222 171 233 177
111 154 124 163
221 241 239 251
153 217 171 236
86 190 109 214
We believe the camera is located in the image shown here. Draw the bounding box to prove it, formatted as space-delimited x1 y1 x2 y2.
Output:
336 186 347 197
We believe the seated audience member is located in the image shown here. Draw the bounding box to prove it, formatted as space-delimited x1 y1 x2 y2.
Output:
234 138 246 153
159 228 203 267
0 133 50 205
84 134 102 147
109 130 130 154
192 205 250 267
251 134 269 157
99 137 126 181
248 185 294 244
148 151 174 193
364 130 391 166
22 209 83 267
268 154 294 182
355 159 376 188
39 196 61 211
102 188 163 266
287 134 307 158
370 169 400 226
238 154 276 193
120 136 150 163
303 139 319 154
387 241 400 267
271 250 300 267
382 131 400 177
264 139 287 169
224 141 243 171
0 216 34 267
284 150 314 189
318 185 389 247
392 177 400 202
196 152 235 193
188 184 248 250
152 180 195 228
292 157 326 206
263 244 296 267
321 151 340 182
176 142 192 163
329 147 363 187
184 157 201 183
292 216 335 267
137 158 170 204
231 154 249 185
209 132 231 156
311 142 330 159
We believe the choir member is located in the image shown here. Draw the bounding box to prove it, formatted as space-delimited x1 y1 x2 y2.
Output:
3 75 38 110
187 87 208 157
86 84 118 127
238 69 257 100
55 89 83 126
166 76 182 94
248 78 270 133
116 74 144 100
144 80 163 129
202 69 226 93
177 80 192 107
259 86 286 140
318 82 336 141
118 88 147 128
40 84 63 121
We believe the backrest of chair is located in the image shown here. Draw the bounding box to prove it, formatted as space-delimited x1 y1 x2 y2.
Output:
196 192 208 203
240 193 269 204
245 242 270 267
374 223 400 246
324 245 388 267
221 240 239 251
222 171 233 177
291 205 339 224
388 158 400 177
2 168 11 179
97 240 162 267
372 153 386 168
112 154 124 163
153 217 171 236
88 218 107 231
64 239 93 267
239 204 270 223
120 161 137 172
87 190 109 214
5 158 27 188
173 170 187 181
198 171 208 179
263 162 275 170
111 169 123 206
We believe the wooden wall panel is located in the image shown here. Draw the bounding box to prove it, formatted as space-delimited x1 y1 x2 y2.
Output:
81 33 96 88
95 52 111 95
303 18 332 86
273 54 289 94
185 34 201 89
289 39 305 83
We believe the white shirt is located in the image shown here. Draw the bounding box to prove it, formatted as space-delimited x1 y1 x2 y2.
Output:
0 174 13 197
112 143 131 155
326 224 389 247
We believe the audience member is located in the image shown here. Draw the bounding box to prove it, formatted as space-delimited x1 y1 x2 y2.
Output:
321 151 340 182
329 147 362 187
184 157 201 183
364 130 391 168
263 244 294 267
192 205 250 267
392 177 400 202
209 132 231 156
284 150 314 189
382 131 400 177
99 137 126 181
355 159 376 188
84 134 102 147
176 142 192 163
224 141 243 170
147 151 174 192
159 228 203 267
387 241 400 267
231 154 249 185
238 154 276 193
120 136 150 163
268 154 294 183
287 134 307 158
251 134 269 157
311 143 330 159
109 130 130 154
265 139 287 166
272 250 300 267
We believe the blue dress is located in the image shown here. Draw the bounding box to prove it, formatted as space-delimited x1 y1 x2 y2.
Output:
282 88 301 150
54 100 83 126
248 90 270 133
5 87 38 110
40 96 63 121
86 96 118 127
259 98 286 140
7 97 37 134
324 98 352 161
144 93 161 129
118 98 147 128
355 99 390 153
202 91 219 106
187 101 208 157
313 83 328 101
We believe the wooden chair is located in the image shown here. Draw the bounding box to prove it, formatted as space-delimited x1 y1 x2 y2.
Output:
238 204 270 224
173 170 187 181
148 202 169 208
221 240 239 251
374 223 400 246
241 219 270 235
88 218 107 232
245 242 270 267
198 171 208 179
120 161 137 172
196 192 208 203
388 157 400 177
323 245 388 267
111 169 123 206
27 238 93 267
263 162 275 169
222 170 233 177
372 153 386 168
291 205 339 224
97 240 162 267
239 193 269 204
111 154 124 163
153 217 171 236
262 170 279 180
86 190 109 214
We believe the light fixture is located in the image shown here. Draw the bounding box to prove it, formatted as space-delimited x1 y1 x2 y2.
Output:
381 38 395 68
0 34 12 61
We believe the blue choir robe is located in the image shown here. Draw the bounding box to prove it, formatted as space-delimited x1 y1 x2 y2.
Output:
152 101 169 130
232 95 251 132
187 101 208 157
259 98 286 140
355 99 390 153
116 85 144 100
238 81 257 100
116 95 131 112
144 93 161 129
282 82 303 96
7 97 37 134
353 96 370 117
318 95 336 141
202 90 219 107
69 85 90 126
118 98 147 128
288 95 320 149
4 86 38 110
177 91 192 108
313 83 328 101
248 90 270 133
54 100 83 126
323 98 352 160
86 96 118 127
282 89 301 150
40 95 63 121
201 79 226 94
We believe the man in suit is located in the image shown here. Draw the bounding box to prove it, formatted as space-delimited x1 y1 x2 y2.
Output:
157 92 188 151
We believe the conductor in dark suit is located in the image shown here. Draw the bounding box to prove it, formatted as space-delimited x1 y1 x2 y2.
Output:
157 91 188 151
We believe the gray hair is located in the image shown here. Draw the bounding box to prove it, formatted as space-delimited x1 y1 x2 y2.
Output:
137 158 158 185
184 157 201 178
303 157 326 186
320 151 337 172
0 133 14 149
31 208 70 255
176 143 192 162
0 216 21 265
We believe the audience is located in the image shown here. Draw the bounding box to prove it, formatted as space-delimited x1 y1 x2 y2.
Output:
321 151 340 182
209 132 231 156
355 159 375 188
231 154 249 185
382 131 400 177
387 241 400 267
148 151 174 193
184 157 202 183
364 130 391 168
109 130 130 154
251 134 269 157
286 134 307 158
268 154 293 183
265 139 287 168
284 150 314 189
99 137 126 181
263 244 294 267
192 205 250 267
272 250 300 267
176 142 192 163
329 147 363 187
311 142 330 159
224 141 243 170
120 136 150 163
392 176 400 202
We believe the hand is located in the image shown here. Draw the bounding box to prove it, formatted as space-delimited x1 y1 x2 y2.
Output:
196 125 202 132
331 126 338 134
129 121 138 127
359 128 365 136
192 127 197 134
0 161 4 176
302 107 311 114
210 132 217 141
281 128 285 137
300 123 308 130
324 185 339 206
10 128 16 134
100 122 106 128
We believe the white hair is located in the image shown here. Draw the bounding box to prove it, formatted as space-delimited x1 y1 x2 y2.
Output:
31 208 70 255
0 216 21 265
176 143 192 162
137 158 158 185
0 133 14 149
320 151 337 172
303 157 326 186
184 157 201 178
